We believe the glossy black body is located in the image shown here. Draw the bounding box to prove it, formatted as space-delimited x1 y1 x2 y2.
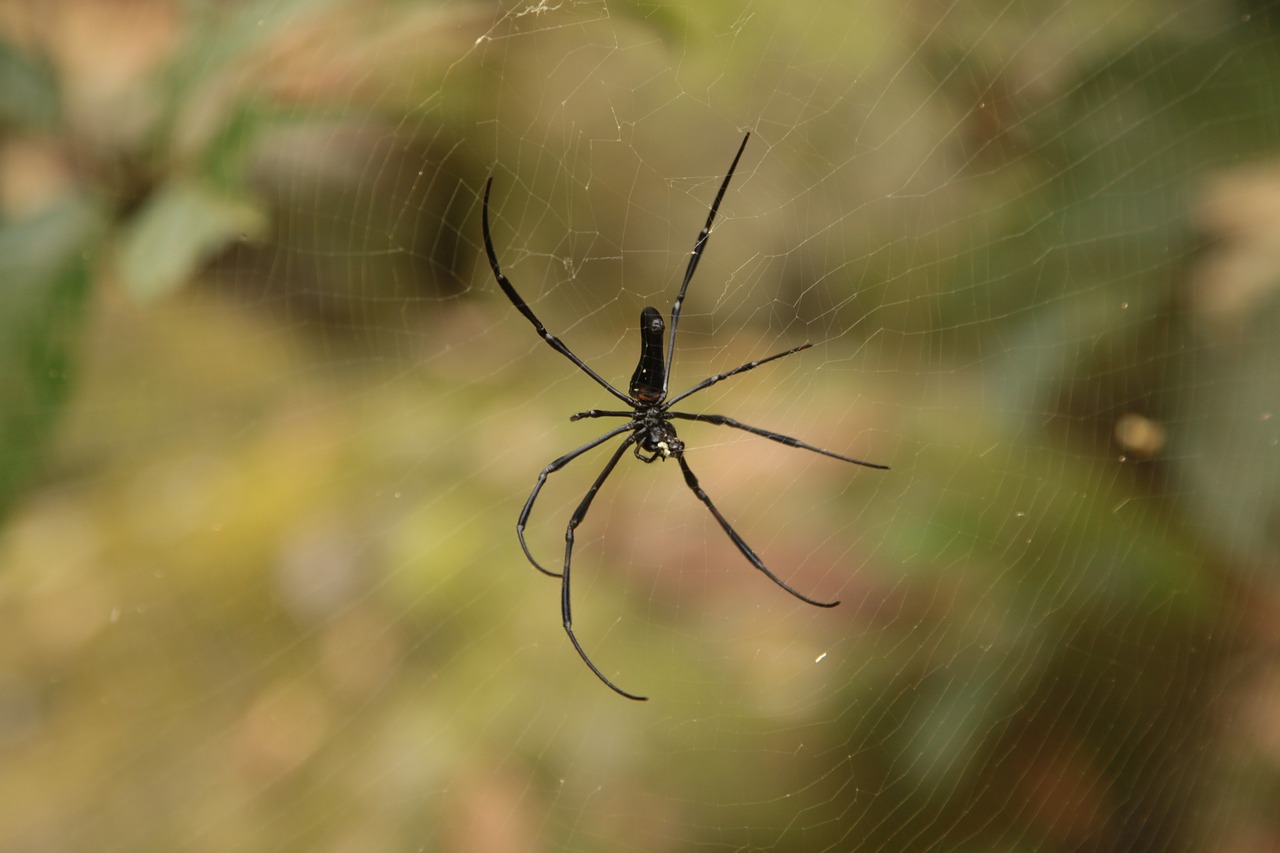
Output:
629 307 667 403
483 133 887 700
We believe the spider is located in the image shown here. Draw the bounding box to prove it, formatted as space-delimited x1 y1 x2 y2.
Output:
482 133 887 700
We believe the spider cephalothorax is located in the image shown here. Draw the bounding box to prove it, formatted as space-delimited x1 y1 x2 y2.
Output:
624 410 681 462
483 132 887 700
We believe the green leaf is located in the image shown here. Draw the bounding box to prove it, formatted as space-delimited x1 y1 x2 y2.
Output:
0 195 105 519
117 179 267 301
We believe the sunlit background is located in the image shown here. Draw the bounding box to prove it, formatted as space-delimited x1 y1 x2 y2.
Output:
1 1 1278 850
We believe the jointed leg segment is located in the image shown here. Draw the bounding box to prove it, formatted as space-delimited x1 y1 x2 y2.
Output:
517 423 634 577
676 455 840 609
560 435 649 701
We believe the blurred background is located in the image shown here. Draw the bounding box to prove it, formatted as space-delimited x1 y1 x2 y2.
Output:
1 0 1279 850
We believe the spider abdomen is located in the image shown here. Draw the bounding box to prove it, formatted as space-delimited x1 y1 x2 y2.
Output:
629 307 667 403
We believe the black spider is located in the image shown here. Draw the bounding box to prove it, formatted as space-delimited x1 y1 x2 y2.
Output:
482 133 887 700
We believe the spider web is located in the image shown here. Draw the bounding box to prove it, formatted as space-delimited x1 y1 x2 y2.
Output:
1 0 1279 851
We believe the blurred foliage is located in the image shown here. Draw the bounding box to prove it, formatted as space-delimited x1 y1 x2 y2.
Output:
0 36 59 129
0 1 1278 852
0 197 104 518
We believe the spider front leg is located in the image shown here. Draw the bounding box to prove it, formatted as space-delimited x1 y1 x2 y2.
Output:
560 434 649 701
675 455 840 608
518 423 635 578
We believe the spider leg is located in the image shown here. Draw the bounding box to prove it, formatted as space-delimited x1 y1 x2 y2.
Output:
561 434 649 701
569 411 667 462
518 423 636 578
662 133 752 397
668 412 889 469
663 343 811 408
569 409 634 421
675 455 839 608
482 178 633 407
